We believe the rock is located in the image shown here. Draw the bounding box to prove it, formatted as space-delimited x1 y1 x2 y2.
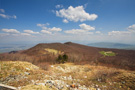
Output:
24 72 30 75
68 75 72 80
66 85 70 88
0 84 17 90
17 87 21 90
31 80 35 84
26 68 30 71
97 88 101 90
36 83 45 86
84 76 87 78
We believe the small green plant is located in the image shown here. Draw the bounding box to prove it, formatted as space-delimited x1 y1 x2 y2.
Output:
56 54 68 63
99 51 116 57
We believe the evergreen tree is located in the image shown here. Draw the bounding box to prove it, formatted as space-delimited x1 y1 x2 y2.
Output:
63 54 68 62
56 54 68 64
57 55 62 63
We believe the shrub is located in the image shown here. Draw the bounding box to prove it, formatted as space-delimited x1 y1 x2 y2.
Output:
63 54 68 62
56 54 68 64
37 62 50 70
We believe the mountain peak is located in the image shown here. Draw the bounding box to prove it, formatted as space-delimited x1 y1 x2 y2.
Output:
64 42 73 45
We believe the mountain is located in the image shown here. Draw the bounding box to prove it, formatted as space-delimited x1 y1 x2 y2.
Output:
21 42 135 70
1 42 135 70
22 42 99 60
1 42 135 90
88 42 135 50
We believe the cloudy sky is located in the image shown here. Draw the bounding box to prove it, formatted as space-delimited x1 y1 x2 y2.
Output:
0 0 135 45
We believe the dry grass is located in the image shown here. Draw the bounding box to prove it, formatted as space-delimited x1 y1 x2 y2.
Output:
114 72 135 89
0 61 47 87
0 61 38 79
37 62 50 70
21 84 52 90
0 61 135 90
50 63 135 90
45 48 64 55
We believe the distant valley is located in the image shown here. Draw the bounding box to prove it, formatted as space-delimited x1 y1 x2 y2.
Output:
88 42 135 50
0 44 35 53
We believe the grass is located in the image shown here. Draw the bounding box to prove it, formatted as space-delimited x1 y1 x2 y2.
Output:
114 72 135 89
44 48 64 55
0 61 47 87
21 84 53 90
99 51 116 56
51 63 135 90
0 61 135 90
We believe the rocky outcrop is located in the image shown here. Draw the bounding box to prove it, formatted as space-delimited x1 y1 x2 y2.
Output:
0 84 17 90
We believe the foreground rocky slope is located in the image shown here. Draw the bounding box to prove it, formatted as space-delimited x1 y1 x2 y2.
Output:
0 61 135 90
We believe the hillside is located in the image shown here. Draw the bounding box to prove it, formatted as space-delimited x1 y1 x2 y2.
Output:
22 42 99 62
21 42 135 70
0 42 135 90
0 61 135 90
0 42 135 70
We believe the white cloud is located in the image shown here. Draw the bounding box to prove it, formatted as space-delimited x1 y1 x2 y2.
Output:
0 14 17 19
41 30 52 34
2 29 20 33
0 33 9 37
84 3 88 8
37 23 49 27
64 23 94 34
95 31 103 35
95 31 100 34
24 30 39 34
0 9 17 19
55 5 63 8
63 19 69 23
21 33 31 36
79 23 95 31
64 29 93 34
108 24 135 36
37 23 62 34
37 23 50 30
65 29 85 34
56 5 98 22
0 9 5 13
127 24 135 32
108 31 130 35
96 31 101 34
48 27 62 32
13 15 17 19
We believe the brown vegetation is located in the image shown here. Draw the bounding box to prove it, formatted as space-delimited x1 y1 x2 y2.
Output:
1 61 135 90
0 42 135 70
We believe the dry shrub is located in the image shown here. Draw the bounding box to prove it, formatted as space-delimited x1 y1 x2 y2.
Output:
90 67 121 82
37 62 50 71
114 73 135 89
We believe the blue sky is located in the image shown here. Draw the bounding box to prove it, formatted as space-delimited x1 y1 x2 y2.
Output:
0 0 135 45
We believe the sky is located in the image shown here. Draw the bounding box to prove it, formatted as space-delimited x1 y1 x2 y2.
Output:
0 0 135 45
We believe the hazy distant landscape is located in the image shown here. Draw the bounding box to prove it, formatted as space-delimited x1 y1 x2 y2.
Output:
1 42 135 53
88 42 135 50
0 44 35 53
